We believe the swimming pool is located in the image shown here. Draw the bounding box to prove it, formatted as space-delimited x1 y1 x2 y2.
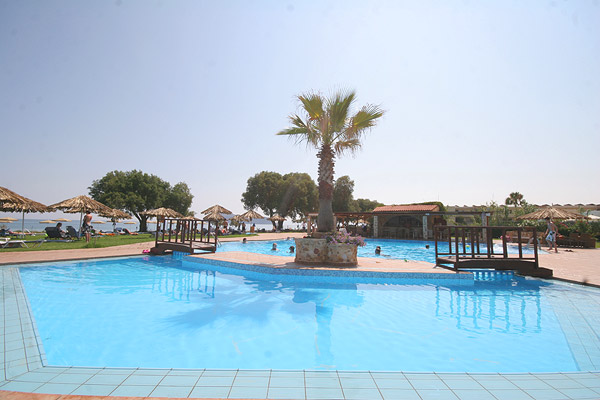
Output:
19 255 600 373
219 238 541 263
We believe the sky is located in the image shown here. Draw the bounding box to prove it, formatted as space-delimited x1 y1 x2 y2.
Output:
1 0 599 220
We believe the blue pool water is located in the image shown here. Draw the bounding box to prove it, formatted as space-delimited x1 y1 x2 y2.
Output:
219 238 541 263
19 256 599 372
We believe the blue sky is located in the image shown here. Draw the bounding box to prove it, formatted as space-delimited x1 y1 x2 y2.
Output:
1 0 599 219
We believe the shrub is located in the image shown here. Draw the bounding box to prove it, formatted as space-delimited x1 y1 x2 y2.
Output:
325 231 366 247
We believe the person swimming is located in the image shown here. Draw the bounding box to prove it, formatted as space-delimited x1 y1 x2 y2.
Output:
375 246 381 255
271 243 278 251
289 246 295 253
242 238 247 244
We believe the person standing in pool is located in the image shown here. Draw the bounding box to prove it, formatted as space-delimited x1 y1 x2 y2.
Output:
544 217 558 253
82 211 93 243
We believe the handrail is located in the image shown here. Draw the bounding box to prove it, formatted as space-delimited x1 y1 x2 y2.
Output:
434 225 538 267
154 218 219 251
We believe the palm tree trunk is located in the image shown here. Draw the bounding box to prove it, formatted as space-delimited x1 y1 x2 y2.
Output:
317 145 335 232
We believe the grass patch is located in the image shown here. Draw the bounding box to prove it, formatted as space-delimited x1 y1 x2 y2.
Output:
0 234 154 252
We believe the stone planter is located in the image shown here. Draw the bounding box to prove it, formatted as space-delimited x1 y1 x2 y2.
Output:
326 242 358 265
294 238 328 264
294 238 358 267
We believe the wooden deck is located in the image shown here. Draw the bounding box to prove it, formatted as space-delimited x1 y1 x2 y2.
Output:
434 225 553 278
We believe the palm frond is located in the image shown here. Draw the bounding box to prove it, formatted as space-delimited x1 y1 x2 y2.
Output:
327 90 356 133
276 115 309 136
298 93 324 120
341 104 385 140
277 115 321 149
333 138 361 156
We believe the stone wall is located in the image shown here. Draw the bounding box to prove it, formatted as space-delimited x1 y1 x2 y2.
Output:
294 238 358 266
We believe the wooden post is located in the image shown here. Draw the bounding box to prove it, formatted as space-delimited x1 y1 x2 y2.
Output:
455 227 459 264
434 226 439 263
502 228 508 258
533 227 539 268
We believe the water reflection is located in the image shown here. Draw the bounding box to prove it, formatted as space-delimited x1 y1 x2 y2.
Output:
292 285 363 368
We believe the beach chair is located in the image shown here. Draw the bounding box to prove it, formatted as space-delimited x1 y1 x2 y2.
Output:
66 226 80 239
123 228 138 235
0 237 26 248
45 227 68 240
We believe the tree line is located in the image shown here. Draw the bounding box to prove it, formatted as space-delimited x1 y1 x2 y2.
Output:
241 171 382 228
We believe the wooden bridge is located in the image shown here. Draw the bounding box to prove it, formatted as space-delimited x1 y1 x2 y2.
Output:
434 225 552 278
151 218 218 255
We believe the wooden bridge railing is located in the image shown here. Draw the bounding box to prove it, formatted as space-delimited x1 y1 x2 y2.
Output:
155 218 219 253
434 225 539 268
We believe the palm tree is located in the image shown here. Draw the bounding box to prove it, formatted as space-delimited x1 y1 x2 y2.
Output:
505 192 524 207
277 90 384 232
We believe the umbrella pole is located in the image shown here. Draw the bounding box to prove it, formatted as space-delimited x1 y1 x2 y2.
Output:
21 209 25 238
78 212 83 238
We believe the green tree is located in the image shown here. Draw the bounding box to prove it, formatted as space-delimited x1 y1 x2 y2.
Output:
332 175 355 212
278 172 318 225
505 192 524 207
277 90 384 232
241 171 285 219
165 182 194 216
354 198 384 213
89 170 193 231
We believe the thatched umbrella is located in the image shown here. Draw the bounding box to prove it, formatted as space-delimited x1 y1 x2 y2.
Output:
49 195 113 236
0 186 27 208
231 214 248 223
0 186 50 235
99 208 132 233
140 208 184 234
0 217 18 222
241 209 265 220
141 207 184 219
201 204 232 215
204 210 226 221
517 206 588 220
268 214 285 222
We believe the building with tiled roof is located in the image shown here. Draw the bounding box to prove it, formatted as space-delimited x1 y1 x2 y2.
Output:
372 204 440 213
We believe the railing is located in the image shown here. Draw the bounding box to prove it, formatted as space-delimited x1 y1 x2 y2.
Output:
155 218 219 253
434 225 539 267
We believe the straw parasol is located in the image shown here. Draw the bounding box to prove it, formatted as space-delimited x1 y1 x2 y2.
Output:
517 206 589 220
40 220 55 224
0 217 18 222
49 195 113 236
202 204 232 215
124 221 136 224
0 186 28 209
54 218 72 222
268 214 285 222
141 207 184 219
231 214 249 223
99 208 132 232
204 210 226 221
240 209 265 220
0 186 50 235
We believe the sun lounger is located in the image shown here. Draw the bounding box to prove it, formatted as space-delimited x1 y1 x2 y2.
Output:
1 238 28 248
45 227 69 240
66 226 80 239
123 228 138 235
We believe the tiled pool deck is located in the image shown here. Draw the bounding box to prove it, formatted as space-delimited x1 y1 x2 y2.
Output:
1 237 599 399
